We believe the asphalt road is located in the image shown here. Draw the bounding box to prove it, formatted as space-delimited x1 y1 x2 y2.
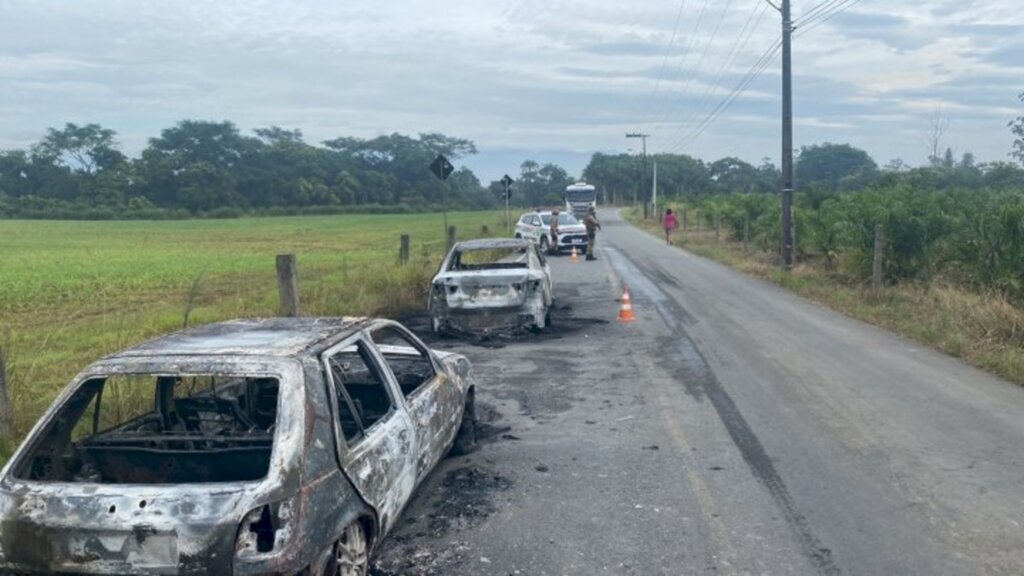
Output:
373 208 1024 576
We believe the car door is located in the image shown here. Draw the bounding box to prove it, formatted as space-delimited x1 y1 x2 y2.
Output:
530 245 554 304
322 336 418 534
515 215 531 239
369 324 459 483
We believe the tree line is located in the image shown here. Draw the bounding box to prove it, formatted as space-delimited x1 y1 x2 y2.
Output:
0 122 501 219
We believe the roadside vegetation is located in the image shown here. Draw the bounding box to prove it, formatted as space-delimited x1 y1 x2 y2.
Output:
0 211 504 461
623 188 1024 387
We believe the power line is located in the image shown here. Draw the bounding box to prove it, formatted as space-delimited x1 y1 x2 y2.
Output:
797 0 843 25
653 0 736 129
641 0 689 127
649 0 712 127
665 0 772 150
796 0 861 37
672 39 782 150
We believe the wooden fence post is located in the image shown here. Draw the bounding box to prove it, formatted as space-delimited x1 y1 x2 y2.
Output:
743 218 750 252
447 226 457 249
399 235 410 264
872 225 884 292
276 254 300 317
481 224 489 236
682 208 688 233
715 214 721 242
0 345 11 438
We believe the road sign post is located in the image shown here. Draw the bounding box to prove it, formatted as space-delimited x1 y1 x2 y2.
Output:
500 174 514 232
429 154 455 248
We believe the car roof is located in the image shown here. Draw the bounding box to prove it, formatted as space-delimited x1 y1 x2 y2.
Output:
455 238 532 250
111 317 371 359
521 211 574 218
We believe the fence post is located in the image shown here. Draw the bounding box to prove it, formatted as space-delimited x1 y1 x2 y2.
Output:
0 342 9 436
276 254 300 317
743 218 750 252
715 214 721 242
447 226 457 249
872 225 884 292
682 208 688 233
399 235 410 264
0 345 10 438
698 212 703 235
481 224 490 236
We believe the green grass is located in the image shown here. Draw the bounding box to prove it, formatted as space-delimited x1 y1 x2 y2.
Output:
622 207 1024 387
0 212 506 457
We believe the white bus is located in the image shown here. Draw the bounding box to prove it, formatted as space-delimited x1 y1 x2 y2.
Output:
564 182 597 219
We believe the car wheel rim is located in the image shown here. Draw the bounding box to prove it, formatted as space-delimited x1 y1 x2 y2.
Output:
335 523 368 576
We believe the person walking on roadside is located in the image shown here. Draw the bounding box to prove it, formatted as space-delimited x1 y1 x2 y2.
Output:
664 208 678 245
584 207 601 261
549 209 560 255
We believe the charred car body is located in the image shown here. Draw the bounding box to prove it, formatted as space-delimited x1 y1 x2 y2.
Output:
0 317 477 575
429 238 553 335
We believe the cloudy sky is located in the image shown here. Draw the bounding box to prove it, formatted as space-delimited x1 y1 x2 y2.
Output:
1 0 1021 181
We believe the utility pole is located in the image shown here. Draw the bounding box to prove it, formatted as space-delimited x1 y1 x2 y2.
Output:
777 0 795 268
626 133 650 218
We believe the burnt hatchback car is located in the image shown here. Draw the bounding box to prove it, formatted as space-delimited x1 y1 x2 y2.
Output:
0 317 476 575
428 238 553 335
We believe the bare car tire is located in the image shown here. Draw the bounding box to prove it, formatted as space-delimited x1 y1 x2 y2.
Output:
451 396 477 455
331 522 369 576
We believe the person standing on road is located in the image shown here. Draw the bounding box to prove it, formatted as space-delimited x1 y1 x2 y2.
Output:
549 209 560 255
664 208 677 245
584 207 601 261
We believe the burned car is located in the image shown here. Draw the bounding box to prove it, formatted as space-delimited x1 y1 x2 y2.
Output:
428 238 553 335
0 317 477 575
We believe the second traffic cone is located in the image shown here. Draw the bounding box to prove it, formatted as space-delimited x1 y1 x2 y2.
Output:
570 245 579 262
618 286 635 322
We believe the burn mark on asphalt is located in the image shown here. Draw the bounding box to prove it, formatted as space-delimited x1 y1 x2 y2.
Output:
371 466 513 575
400 306 608 350
605 247 842 576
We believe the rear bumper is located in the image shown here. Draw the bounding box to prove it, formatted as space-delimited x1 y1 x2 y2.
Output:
431 300 547 335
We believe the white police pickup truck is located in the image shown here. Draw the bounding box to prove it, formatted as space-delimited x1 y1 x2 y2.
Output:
514 211 588 254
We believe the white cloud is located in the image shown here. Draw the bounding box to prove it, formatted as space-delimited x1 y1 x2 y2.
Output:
0 0 1021 180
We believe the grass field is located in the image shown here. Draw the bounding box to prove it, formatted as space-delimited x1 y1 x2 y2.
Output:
0 212 506 458
623 207 1024 388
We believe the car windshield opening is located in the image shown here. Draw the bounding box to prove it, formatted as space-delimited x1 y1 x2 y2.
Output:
448 247 528 271
13 373 280 484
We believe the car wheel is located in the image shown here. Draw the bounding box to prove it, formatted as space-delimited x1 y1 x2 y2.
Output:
331 522 369 576
452 395 477 455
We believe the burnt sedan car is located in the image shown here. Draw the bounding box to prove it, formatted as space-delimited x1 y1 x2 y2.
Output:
428 238 553 335
0 317 476 575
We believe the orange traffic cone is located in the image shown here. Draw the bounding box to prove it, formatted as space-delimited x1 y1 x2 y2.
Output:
618 286 635 322
570 246 579 262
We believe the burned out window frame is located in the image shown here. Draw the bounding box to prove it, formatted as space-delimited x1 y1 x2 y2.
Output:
321 334 400 455
368 323 441 399
10 368 287 485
